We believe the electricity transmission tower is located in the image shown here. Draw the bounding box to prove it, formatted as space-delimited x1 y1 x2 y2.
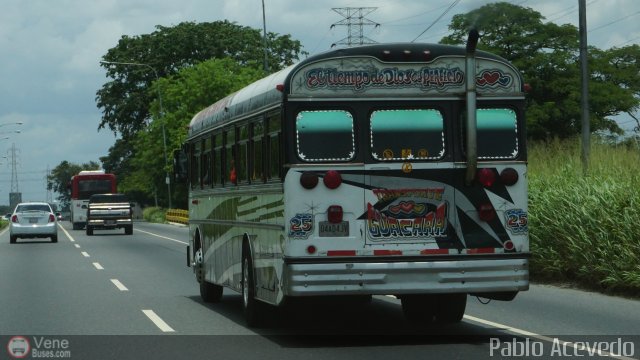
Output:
330 7 380 47
9 143 19 193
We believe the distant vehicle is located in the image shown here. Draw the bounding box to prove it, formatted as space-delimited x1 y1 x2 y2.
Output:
3 213 11 220
68 170 117 230
10 202 58 243
85 193 133 235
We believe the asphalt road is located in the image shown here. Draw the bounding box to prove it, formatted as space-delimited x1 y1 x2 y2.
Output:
1 221 639 360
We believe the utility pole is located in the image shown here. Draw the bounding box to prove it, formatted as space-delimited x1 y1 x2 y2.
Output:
579 0 590 176
330 7 379 47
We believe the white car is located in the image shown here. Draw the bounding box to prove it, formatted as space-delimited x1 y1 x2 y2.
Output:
9 202 58 243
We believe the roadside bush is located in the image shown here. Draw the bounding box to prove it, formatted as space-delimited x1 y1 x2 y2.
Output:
529 138 640 294
143 207 166 223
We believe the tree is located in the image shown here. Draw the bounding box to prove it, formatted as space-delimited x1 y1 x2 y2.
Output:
96 20 305 140
117 58 265 208
47 161 101 207
440 2 636 140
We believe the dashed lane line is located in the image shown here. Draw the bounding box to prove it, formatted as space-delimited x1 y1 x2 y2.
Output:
93 262 104 270
142 310 175 332
110 279 129 292
135 228 188 245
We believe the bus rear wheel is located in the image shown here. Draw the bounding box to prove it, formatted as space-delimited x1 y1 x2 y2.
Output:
242 251 265 327
435 293 467 323
200 281 223 303
401 294 437 325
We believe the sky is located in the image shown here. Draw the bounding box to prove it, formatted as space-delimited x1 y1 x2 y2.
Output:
0 0 638 204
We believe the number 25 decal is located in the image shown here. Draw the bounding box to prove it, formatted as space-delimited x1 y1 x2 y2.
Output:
505 209 528 235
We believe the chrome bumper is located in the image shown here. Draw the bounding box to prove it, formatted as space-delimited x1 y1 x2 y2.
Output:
283 257 529 296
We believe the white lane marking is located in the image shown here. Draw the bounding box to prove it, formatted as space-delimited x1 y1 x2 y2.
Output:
463 315 637 360
142 310 175 332
135 228 188 245
81 251 90 257
110 279 129 291
58 223 75 242
93 262 104 270
74 244 81 248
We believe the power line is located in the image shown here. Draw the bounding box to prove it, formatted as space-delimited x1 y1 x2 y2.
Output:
411 0 461 43
589 10 640 33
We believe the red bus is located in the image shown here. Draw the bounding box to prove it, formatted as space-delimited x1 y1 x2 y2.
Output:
69 170 116 229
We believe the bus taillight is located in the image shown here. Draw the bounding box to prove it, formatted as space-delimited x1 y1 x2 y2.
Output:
477 168 496 187
478 202 495 222
500 168 519 186
300 171 319 189
323 170 342 189
327 205 343 223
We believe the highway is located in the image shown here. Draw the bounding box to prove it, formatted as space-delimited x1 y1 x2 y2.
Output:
1 221 639 359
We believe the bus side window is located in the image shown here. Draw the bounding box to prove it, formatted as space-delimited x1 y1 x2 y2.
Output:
201 137 212 188
238 124 249 184
190 142 201 189
267 112 281 181
214 133 223 187
252 118 265 183
224 128 237 186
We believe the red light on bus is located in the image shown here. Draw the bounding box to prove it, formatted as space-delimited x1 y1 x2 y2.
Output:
504 240 515 251
500 168 519 186
323 170 342 189
477 168 496 187
306 245 317 255
478 203 496 222
300 171 319 189
327 205 343 223
276 84 285 92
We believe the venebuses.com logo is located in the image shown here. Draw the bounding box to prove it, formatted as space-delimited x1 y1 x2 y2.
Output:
7 336 30 359
6 336 71 359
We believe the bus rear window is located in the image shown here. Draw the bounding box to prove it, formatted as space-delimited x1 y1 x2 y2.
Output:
370 109 444 161
476 108 518 159
296 110 355 162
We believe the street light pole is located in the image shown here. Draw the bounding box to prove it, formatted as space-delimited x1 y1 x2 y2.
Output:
100 60 172 209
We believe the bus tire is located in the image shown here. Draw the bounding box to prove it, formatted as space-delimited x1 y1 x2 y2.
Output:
125 225 133 235
86 226 93 236
401 294 437 325
72 222 80 230
200 281 223 303
435 293 467 323
242 250 265 327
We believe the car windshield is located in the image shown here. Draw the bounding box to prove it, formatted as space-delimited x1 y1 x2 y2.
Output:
16 204 51 213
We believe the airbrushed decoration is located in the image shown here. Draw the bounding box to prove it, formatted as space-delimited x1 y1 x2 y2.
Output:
368 188 447 240
476 69 513 88
289 213 314 239
304 66 464 92
505 209 528 235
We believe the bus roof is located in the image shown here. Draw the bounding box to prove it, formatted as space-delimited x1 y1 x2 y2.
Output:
188 42 523 139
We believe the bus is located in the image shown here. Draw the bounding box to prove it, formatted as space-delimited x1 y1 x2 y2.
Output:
69 170 117 229
178 32 529 326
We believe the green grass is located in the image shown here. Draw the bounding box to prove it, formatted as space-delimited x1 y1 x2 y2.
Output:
529 139 640 295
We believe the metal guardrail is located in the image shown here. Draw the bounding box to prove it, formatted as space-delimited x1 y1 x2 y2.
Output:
166 209 189 225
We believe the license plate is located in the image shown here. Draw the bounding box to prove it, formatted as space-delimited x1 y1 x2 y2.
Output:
105 220 116 225
29 218 38 224
319 221 349 237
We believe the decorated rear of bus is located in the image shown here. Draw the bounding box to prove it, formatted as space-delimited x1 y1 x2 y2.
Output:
281 42 529 303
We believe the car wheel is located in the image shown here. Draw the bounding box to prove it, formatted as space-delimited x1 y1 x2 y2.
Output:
51 235 58 243
10 235 17 244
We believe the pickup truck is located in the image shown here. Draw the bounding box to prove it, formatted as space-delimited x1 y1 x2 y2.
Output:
86 193 133 235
